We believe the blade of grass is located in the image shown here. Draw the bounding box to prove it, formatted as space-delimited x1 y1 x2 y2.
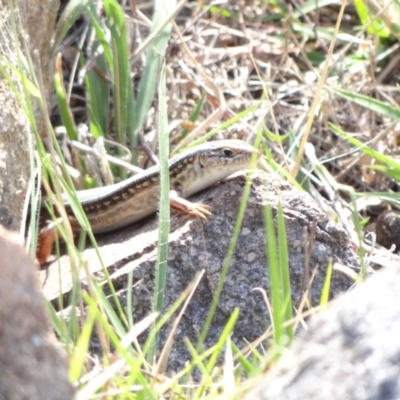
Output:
277 197 294 343
293 0 342 18
335 88 400 120
196 124 263 353
366 165 400 180
84 53 110 138
196 318 242 399
155 271 205 375
76 294 157 399
179 93 206 139
350 193 368 280
206 308 240 372
86 4 114 67
69 301 96 382
352 191 400 208
151 62 170 355
52 0 91 59
354 0 390 37
54 54 78 140
263 201 282 343
291 0 347 178
320 260 333 308
142 272 208 359
330 123 400 170
0 47 43 253
133 0 176 141
103 0 134 169
177 102 260 154
230 342 255 376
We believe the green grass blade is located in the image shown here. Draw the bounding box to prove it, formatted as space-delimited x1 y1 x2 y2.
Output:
153 62 170 314
86 5 114 67
293 0 343 18
231 342 255 376
69 301 96 382
367 165 400 180
52 0 91 59
84 53 110 138
179 94 206 139
335 88 400 120
103 0 134 157
54 56 78 140
354 0 390 37
277 198 294 343
178 102 260 153
206 308 239 371
194 310 240 398
152 63 170 354
264 201 282 344
196 124 263 352
320 260 333 308
133 0 176 137
330 123 400 170
352 191 400 207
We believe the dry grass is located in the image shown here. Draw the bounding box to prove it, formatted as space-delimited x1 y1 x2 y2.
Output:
59 0 400 207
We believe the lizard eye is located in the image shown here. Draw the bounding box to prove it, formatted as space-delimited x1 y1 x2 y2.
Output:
223 148 234 157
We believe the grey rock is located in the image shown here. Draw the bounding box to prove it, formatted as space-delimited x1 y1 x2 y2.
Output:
0 0 59 231
247 266 400 400
42 170 360 374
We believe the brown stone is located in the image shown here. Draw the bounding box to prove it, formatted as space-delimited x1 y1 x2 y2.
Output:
375 210 400 250
0 225 74 400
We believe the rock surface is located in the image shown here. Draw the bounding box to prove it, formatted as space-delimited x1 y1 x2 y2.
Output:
41 170 360 373
246 265 400 400
0 226 74 400
0 0 59 231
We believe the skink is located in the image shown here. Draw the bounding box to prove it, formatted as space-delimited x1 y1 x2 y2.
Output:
37 139 257 265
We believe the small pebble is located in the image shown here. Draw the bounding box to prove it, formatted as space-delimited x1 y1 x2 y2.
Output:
375 210 400 250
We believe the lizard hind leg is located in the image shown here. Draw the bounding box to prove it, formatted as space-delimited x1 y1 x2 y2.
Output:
36 219 63 267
